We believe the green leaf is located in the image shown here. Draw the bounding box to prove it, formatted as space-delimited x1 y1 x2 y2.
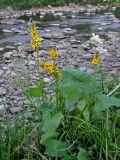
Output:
61 81 82 111
40 131 59 145
40 103 55 113
41 112 63 144
60 69 100 111
77 98 90 121
42 112 64 133
26 80 45 97
27 87 42 97
94 94 120 113
45 139 70 158
62 155 74 160
77 148 89 160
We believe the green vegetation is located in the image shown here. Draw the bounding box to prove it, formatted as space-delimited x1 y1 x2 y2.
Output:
114 7 120 18
0 0 120 9
0 69 120 160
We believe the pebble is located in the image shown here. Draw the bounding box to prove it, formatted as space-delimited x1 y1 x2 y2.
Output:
3 52 12 59
0 48 4 51
3 29 12 33
9 107 21 114
0 104 4 110
0 70 4 76
43 77 51 83
0 88 7 96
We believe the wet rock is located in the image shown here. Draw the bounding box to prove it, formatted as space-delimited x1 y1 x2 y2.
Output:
40 15 44 19
3 52 12 59
52 32 64 39
6 46 16 49
3 29 12 33
26 11 32 16
50 23 60 27
0 48 4 51
11 28 21 33
42 33 52 39
41 12 46 16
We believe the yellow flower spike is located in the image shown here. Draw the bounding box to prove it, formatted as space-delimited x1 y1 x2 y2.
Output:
29 22 42 50
30 40 37 50
42 62 55 75
49 48 58 60
92 54 101 65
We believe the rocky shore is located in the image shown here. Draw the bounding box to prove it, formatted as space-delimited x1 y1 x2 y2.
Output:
0 4 120 115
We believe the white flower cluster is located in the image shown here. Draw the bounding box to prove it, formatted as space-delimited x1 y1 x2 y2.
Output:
89 33 107 55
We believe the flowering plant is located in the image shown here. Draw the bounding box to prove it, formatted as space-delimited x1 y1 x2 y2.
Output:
89 33 107 65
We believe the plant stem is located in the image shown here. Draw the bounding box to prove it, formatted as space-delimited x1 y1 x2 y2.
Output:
93 65 97 80
36 49 44 104
36 50 40 80
106 110 109 160
56 78 59 111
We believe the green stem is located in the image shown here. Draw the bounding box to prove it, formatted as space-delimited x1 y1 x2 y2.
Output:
93 64 97 80
106 110 109 160
36 49 44 104
36 50 40 80
56 78 59 111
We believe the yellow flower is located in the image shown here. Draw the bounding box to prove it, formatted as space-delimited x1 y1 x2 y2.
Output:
42 62 55 74
30 40 37 50
41 61 62 80
29 23 42 50
49 48 58 60
92 54 101 65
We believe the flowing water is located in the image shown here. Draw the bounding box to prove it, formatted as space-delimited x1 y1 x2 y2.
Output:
0 11 120 49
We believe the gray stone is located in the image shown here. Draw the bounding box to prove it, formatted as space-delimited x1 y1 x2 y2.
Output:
18 101 24 108
28 60 35 65
3 29 12 33
0 48 4 51
52 32 64 39
43 77 51 83
0 88 7 96
9 107 21 114
0 104 5 111
3 52 12 59
50 23 60 27
2 66 9 71
0 70 4 77
82 53 91 60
